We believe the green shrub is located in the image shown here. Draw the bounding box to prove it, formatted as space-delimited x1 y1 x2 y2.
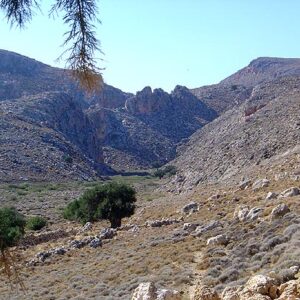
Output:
0 207 26 251
153 165 177 179
64 182 136 228
26 216 47 231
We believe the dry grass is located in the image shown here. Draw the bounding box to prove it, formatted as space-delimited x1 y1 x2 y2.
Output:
0 169 299 299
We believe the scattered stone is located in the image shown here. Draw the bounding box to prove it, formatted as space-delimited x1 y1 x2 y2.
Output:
279 187 300 198
181 202 199 214
146 218 182 228
207 234 228 246
270 203 290 220
36 251 52 262
128 225 140 233
78 222 92 233
131 282 181 300
234 205 263 222
99 228 117 240
234 205 250 222
265 192 278 201
239 179 252 190
52 247 67 255
274 173 289 181
247 207 264 221
192 220 222 237
89 238 102 248
156 288 181 300
132 282 156 300
183 223 198 232
252 179 270 191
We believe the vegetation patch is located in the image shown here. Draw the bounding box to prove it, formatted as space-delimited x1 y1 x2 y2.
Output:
26 216 47 231
63 182 137 227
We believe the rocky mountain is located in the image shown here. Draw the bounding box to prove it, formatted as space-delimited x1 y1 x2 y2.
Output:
86 85 217 170
0 49 219 180
190 57 300 114
170 75 300 191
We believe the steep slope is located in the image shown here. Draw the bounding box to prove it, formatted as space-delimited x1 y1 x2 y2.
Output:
88 86 217 170
0 92 112 182
171 76 300 191
0 49 220 178
190 83 252 114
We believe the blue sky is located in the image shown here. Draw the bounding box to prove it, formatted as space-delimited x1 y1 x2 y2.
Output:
2 0 300 93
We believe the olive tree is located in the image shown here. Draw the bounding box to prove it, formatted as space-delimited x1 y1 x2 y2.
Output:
64 182 136 228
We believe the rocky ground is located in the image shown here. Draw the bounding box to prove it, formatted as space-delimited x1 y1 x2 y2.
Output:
0 168 299 299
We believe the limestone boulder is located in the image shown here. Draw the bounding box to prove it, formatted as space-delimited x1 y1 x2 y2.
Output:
242 275 278 299
270 203 290 221
252 179 270 191
279 187 300 198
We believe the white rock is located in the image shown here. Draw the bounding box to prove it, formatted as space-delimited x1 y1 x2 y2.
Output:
221 286 241 300
252 179 270 191
279 187 300 198
156 288 181 300
270 203 290 220
265 192 278 201
193 220 222 237
131 283 181 300
234 205 250 222
243 275 277 299
239 179 251 190
247 207 264 221
207 234 228 246
132 282 157 300
181 202 199 214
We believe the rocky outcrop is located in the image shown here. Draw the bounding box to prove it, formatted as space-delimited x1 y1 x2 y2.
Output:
191 275 300 300
193 282 220 300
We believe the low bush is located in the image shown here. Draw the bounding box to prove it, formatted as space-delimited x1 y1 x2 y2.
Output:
26 216 47 231
0 207 26 250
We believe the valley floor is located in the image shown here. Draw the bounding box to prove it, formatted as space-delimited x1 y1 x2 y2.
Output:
0 168 300 299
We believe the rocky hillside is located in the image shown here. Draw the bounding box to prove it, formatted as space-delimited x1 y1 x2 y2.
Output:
3 50 300 181
191 57 300 114
97 86 217 170
170 76 300 192
0 50 220 179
